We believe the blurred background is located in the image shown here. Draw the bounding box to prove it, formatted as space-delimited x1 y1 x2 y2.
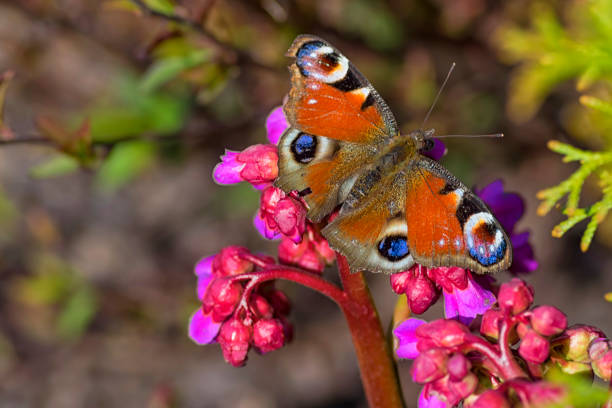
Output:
0 0 611 407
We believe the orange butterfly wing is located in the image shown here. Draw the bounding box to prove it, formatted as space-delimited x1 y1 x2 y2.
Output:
405 158 512 274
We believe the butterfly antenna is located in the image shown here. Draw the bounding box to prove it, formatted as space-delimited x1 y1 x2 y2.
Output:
420 62 456 131
434 133 504 139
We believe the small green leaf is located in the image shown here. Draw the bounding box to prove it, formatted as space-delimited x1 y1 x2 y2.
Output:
142 0 175 14
140 50 210 93
97 140 156 191
56 286 97 339
30 154 80 178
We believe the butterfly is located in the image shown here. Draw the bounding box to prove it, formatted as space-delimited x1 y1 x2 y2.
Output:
275 35 512 274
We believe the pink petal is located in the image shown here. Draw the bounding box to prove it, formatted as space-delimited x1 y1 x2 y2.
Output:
266 106 289 145
253 212 281 240
195 256 215 300
394 318 427 359
212 150 245 185
188 309 222 345
444 275 496 325
418 388 448 408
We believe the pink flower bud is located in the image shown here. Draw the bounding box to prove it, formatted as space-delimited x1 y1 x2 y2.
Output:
274 196 307 242
557 324 606 362
218 317 252 367
417 319 470 349
497 278 534 315
519 329 550 364
516 322 529 339
398 266 439 314
265 289 291 316
278 227 334 274
202 278 243 323
524 381 566 405
531 306 567 336
591 349 612 381
448 372 478 401
212 246 253 277
249 293 273 319
253 318 286 354
237 144 278 186
411 348 448 383
390 270 411 294
429 266 468 292
447 353 471 381
470 390 509 408
480 309 503 339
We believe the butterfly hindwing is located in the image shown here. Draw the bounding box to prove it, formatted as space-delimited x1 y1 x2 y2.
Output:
321 165 415 273
404 158 512 274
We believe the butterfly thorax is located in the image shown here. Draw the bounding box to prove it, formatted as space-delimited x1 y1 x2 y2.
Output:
341 134 419 213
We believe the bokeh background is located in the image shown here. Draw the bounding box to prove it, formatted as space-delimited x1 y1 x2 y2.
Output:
0 0 611 407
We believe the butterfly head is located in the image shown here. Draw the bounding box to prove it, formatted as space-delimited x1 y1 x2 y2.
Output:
408 128 436 153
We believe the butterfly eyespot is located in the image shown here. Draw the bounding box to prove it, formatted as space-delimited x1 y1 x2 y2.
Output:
290 133 318 163
296 41 349 83
464 213 506 266
377 235 410 261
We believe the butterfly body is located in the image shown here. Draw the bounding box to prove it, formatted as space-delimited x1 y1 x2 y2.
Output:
276 35 512 275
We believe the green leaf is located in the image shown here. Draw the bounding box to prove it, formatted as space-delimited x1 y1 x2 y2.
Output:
140 50 210 93
30 154 80 178
142 0 175 14
56 286 97 339
97 140 157 191
546 367 609 407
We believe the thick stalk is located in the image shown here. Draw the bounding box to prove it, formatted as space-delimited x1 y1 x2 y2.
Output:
336 254 405 408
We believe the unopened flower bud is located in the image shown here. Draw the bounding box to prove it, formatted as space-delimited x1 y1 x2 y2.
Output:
203 278 243 322
447 353 471 381
411 348 448 383
531 306 567 336
589 339 612 381
519 329 550 364
253 318 285 354
480 309 503 339
237 144 278 185
417 319 470 349
218 317 252 367
517 322 530 339
557 324 606 362
265 289 291 316
497 278 534 315
448 372 478 401
212 246 253 277
390 270 410 294
249 293 273 319
470 390 509 408
405 267 439 314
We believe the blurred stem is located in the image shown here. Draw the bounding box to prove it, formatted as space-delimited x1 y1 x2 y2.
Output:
336 254 405 408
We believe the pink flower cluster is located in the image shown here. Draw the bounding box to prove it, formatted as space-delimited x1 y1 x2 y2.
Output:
189 246 292 366
394 278 612 407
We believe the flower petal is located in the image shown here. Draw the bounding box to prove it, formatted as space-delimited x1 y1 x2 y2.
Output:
422 138 447 161
253 212 281 240
394 318 427 359
266 106 289 145
418 388 448 408
212 150 245 185
475 180 524 233
510 231 538 274
195 256 215 300
444 275 496 325
188 309 222 345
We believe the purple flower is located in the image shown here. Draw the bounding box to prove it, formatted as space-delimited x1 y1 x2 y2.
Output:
394 318 427 359
188 256 222 345
443 274 496 325
475 179 538 274
422 138 447 161
266 106 289 145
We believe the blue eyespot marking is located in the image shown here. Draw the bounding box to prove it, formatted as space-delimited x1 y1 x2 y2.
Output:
296 41 327 77
290 133 318 163
466 225 506 266
378 236 410 261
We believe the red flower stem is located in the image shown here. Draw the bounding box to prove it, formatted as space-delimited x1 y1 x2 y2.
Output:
232 266 347 306
498 317 529 379
335 254 405 408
